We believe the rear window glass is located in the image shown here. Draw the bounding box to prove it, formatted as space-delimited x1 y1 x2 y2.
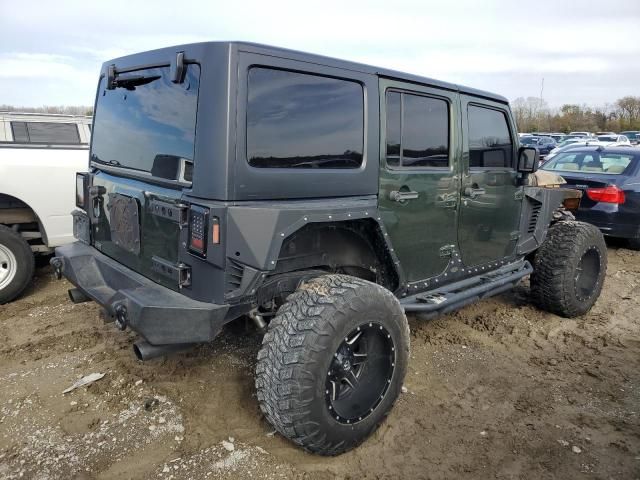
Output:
543 152 635 174
468 105 513 168
247 68 364 169
90 64 200 183
10 121 81 144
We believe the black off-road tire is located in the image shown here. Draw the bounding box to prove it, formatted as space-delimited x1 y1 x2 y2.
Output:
531 221 607 317
255 274 409 456
0 225 35 304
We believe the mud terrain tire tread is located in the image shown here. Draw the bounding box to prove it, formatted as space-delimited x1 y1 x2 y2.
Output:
0 225 35 304
531 220 606 317
255 274 409 456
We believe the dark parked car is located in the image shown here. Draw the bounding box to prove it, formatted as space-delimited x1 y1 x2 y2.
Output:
520 135 557 158
542 145 640 249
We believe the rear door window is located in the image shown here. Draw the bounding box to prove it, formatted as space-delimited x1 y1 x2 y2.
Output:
384 90 449 168
10 121 81 144
246 68 364 169
467 105 514 168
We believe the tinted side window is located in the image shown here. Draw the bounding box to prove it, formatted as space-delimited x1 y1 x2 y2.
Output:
467 105 513 168
28 122 80 144
247 68 364 169
10 122 29 142
385 91 449 168
385 91 401 167
11 121 81 144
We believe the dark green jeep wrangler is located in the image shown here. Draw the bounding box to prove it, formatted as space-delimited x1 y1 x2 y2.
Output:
52 42 607 455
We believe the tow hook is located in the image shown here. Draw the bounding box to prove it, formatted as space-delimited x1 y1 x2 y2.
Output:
50 257 64 280
114 304 128 331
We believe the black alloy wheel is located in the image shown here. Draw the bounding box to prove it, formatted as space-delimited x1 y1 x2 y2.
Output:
326 322 395 424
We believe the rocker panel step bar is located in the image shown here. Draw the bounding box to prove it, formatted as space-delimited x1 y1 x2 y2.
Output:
401 260 533 318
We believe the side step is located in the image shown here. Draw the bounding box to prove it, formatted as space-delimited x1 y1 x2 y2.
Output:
401 260 533 319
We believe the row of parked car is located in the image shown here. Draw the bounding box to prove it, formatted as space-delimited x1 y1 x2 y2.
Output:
518 130 639 162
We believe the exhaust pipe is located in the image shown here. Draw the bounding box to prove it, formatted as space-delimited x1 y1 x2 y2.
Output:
133 341 196 361
68 288 90 304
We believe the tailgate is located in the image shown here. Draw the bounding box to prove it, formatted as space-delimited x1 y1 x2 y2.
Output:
90 172 185 290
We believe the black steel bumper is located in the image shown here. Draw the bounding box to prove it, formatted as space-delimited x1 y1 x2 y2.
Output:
52 242 230 345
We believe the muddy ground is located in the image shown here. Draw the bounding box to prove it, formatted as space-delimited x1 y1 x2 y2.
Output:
0 244 639 480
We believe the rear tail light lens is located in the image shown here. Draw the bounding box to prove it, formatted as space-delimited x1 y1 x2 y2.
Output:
75 172 87 208
188 206 209 256
586 185 625 204
211 216 220 244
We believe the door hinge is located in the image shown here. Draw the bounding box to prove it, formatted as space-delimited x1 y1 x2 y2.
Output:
148 200 189 227
439 244 456 257
151 256 192 288
514 190 524 200
510 231 520 241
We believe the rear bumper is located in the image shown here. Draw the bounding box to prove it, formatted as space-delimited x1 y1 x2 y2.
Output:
575 214 640 239
52 242 230 345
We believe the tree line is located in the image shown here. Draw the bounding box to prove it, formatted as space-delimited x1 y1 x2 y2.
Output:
512 96 640 133
0 105 93 116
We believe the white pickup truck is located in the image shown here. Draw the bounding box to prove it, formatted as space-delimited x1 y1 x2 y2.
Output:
0 113 91 303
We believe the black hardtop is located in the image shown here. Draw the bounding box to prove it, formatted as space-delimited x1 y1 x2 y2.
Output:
101 41 509 104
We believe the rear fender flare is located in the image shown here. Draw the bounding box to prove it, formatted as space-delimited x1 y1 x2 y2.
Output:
223 201 404 301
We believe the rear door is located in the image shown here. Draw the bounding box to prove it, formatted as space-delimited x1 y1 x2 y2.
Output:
458 97 523 267
378 79 461 283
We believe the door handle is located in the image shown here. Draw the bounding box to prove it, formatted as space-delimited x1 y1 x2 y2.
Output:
463 186 486 199
390 190 419 202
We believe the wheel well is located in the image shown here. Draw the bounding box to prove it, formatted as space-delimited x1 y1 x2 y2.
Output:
270 219 399 291
0 194 47 248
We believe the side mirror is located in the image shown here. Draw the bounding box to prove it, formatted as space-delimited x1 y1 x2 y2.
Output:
517 146 538 173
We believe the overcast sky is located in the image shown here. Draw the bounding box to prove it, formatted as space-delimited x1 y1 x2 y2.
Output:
1 0 638 108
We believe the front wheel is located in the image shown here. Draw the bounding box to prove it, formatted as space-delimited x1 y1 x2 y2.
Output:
531 221 607 317
255 274 409 455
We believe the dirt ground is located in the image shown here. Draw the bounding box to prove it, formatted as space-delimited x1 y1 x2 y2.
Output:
0 244 639 480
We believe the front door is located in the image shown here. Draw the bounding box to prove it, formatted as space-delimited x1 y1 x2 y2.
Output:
378 79 460 284
457 96 523 267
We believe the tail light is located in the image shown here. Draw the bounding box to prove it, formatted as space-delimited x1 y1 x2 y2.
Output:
188 205 209 256
75 172 87 208
585 185 625 204
211 216 220 245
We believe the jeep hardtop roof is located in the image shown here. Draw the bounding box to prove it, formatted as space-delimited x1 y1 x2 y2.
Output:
102 41 509 104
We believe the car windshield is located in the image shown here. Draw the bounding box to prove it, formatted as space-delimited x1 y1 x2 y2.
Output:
543 151 635 175
520 137 539 145
597 135 617 142
622 132 638 140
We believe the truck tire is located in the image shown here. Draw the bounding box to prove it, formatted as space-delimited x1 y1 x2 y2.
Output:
0 225 35 304
256 274 409 455
531 221 607 318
